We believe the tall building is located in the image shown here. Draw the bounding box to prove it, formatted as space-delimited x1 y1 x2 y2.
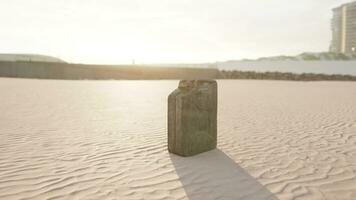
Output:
330 1 356 54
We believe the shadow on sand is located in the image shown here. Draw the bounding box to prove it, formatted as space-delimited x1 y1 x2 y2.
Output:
170 149 278 200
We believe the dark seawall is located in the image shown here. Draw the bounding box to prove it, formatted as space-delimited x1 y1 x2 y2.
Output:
2 61 355 81
0 61 218 80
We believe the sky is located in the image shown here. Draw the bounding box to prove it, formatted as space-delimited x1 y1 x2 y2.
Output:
0 0 352 64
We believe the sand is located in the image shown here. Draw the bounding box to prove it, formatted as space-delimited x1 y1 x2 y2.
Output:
0 78 355 200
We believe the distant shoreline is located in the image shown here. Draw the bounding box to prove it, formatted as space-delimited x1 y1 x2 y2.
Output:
0 61 355 81
218 70 356 81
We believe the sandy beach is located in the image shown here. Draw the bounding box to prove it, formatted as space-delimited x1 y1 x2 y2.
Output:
0 78 356 200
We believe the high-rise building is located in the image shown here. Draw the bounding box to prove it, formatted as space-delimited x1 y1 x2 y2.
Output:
330 1 356 54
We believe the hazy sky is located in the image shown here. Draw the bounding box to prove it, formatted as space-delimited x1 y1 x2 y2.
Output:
0 0 352 64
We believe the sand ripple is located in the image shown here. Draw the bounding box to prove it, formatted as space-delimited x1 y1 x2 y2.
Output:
0 79 356 200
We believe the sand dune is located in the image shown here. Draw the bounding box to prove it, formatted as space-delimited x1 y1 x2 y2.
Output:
0 78 355 200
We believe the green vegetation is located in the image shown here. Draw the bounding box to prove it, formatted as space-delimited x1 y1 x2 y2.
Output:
298 52 354 61
218 70 356 81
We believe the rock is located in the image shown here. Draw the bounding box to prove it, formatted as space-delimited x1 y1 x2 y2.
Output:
168 80 217 157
